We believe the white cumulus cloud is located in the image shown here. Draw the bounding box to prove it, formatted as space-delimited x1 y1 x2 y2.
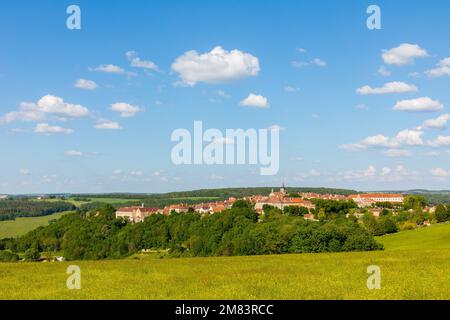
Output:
111 102 142 118
1 95 89 124
419 114 450 130
427 136 450 148
0 102 45 124
425 57 450 78
94 120 122 130
239 93 269 108
74 79 98 90
171 46 260 86
37 95 89 118
356 81 417 95
382 43 428 66
126 51 159 72
341 129 424 151
35 123 73 135
91 64 136 77
393 97 443 112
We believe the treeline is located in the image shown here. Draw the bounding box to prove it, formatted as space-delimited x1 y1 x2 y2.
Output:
0 200 76 221
421 193 450 205
1 203 382 261
310 199 357 217
78 187 358 201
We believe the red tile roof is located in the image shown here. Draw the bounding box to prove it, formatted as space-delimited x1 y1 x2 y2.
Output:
349 194 403 199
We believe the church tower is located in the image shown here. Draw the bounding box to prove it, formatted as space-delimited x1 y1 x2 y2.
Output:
280 181 286 195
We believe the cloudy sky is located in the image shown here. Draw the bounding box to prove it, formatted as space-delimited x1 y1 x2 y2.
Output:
1 0 450 194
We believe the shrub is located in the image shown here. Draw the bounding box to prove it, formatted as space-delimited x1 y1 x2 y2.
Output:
399 221 416 231
24 248 40 261
0 250 19 262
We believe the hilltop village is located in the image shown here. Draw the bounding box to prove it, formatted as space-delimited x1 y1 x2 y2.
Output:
115 186 423 224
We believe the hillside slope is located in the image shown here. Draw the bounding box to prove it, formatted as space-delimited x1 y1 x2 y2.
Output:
376 222 450 251
0 211 72 238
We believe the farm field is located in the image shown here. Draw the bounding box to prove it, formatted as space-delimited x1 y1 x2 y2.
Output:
36 197 142 206
0 223 449 299
0 211 73 239
84 197 144 204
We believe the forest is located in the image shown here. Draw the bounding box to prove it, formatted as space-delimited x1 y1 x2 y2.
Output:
79 187 358 200
1 201 382 261
0 200 76 221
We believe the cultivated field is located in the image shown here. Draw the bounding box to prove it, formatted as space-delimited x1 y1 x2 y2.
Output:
0 223 449 299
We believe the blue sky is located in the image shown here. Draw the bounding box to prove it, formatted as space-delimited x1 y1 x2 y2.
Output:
1 0 450 194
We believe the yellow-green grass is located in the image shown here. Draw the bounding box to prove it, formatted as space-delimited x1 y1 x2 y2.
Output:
38 197 142 206
376 222 450 251
0 249 449 299
1 223 450 299
0 211 72 239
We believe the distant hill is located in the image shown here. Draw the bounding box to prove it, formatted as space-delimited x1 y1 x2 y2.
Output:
77 187 358 200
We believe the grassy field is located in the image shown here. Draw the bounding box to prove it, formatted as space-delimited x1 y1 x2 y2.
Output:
84 197 143 204
376 222 450 251
0 223 449 299
0 211 72 239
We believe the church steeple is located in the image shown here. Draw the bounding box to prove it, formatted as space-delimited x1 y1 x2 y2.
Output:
280 181 286 195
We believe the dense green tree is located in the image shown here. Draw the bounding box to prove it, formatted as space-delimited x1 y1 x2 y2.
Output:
232 199 253 209
0 250 19 262
311 199 357 217
403 195 427 210
24 248 40 261
435 204 450 223
362 213 399 236
284 206 309 216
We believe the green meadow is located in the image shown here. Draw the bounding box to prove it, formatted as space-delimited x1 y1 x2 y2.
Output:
0 223 449 299
376 222 450 251
0 211 72 239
